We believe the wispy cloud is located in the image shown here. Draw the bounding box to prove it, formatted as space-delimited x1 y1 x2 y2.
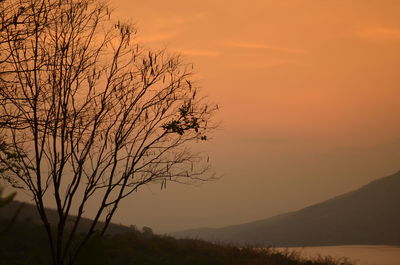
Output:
179 49 220 57
358 26 400 41
137 13 206 44
138 31 179 43
233 59 291 69
153 13 205 29
225 41 306 54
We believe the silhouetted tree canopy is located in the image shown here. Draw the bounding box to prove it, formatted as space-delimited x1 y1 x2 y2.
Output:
0 0 217 264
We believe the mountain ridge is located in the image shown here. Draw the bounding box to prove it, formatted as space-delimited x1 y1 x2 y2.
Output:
172 171 400 247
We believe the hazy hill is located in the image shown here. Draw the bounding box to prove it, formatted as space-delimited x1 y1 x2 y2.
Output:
173 171 400 247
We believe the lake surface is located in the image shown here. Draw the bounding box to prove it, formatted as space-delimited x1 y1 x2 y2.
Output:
281 245 400 265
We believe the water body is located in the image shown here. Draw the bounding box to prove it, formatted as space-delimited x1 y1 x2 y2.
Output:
283 245 400 265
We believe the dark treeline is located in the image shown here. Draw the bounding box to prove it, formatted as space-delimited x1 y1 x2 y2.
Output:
0 217 354 265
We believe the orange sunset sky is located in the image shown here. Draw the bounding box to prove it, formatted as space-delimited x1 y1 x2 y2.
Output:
21 0 400 233
105 0 400 233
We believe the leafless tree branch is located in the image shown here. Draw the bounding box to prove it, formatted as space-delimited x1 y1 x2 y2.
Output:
0 0 217 264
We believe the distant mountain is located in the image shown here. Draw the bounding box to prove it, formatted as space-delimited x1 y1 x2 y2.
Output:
173 171 400 247
0 200 130 235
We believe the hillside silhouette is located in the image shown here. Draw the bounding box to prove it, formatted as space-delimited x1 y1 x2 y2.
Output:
173 171 400 247
0 208 354 265
0 200 130 236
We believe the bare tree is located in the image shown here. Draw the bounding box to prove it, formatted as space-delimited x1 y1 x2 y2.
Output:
0 0 217 264
1 0 55 173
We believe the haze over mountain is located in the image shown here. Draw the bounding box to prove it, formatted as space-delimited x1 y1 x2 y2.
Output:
88 0 400 234
173 171 400 247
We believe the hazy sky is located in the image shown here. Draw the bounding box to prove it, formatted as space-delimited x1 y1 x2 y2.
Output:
109 0 400 233
17 0 400 233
